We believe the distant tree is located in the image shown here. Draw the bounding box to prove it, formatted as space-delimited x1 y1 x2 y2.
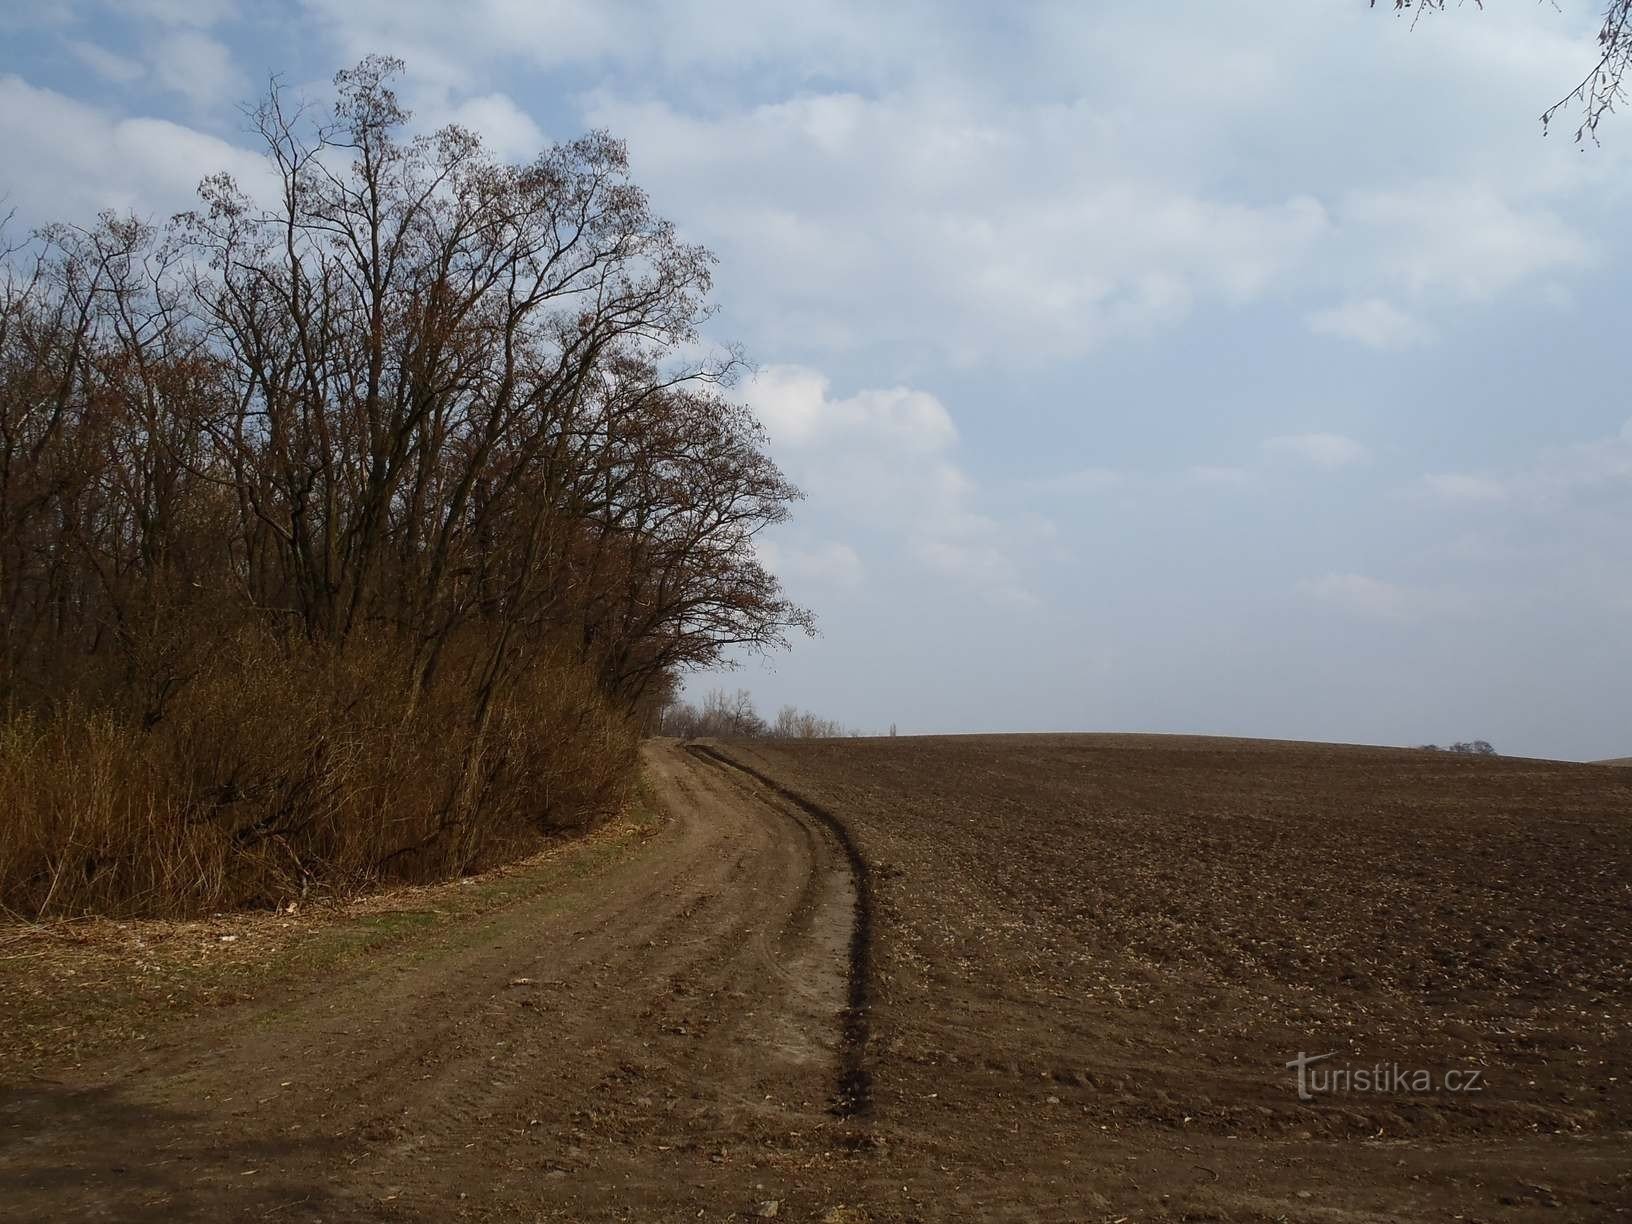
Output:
1374 0 1632 141
658 689 848 739
1419 740 1497 756
656 687 764 738
769 703 847 738
726 689 766 737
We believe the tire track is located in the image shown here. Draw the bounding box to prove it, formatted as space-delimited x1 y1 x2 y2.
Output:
684 742 876 1120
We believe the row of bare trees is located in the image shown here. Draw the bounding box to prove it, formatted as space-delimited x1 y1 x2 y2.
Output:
0 58 810 916
660 689 852 740
1 56 807 717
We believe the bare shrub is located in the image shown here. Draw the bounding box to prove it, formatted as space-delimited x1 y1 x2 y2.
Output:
1419 741 1497 757
0 631 638 918
659 690 851 740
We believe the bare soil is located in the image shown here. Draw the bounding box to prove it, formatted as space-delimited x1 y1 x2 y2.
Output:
3 734 1630 1221
722 733 1632 1221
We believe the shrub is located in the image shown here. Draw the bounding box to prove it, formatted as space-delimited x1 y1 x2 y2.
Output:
0 631 639 919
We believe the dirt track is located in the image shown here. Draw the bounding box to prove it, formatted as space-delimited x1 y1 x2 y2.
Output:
0 741 872 1222
5 734 1631 1221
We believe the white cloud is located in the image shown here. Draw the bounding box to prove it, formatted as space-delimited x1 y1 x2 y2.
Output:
0 75 271 227
1263 432 1370 468
1540 435 1632 498
1422 472 1511 504
1307 298 1423 349
743 365 1034 604
1034 466 1128 495
1297 573 1429 622
146 30 241 110
299 0 938 89
916 527 1036 608
1 6 73 31
66 41 146 85
396 81 552 163
758 539 864 590
583 91 1330 363
1039 438 1372 500
750 365 957 453
1337 182 1591 304
118 0 239 26
294 1 1615 365
580 95 1592 366
1422 424 1632 510
1035 461 1263 497
439 93 547 162
1184 464 1255 488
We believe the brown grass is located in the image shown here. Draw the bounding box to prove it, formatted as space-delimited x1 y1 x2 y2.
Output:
0 631 640 920
0 781 664 1076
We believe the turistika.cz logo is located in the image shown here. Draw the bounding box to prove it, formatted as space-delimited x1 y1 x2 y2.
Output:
1284 1052 1486 1102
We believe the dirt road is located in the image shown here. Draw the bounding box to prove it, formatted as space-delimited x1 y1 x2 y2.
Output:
7 734 1631 1222
0 741 872 1222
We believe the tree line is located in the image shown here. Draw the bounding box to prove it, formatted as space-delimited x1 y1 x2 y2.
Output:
659 688 854 740
0 58 810 917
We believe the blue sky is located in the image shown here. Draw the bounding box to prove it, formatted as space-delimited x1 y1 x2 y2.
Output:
4 1 1630 758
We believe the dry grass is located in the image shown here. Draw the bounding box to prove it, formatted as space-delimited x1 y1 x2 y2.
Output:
0 780 665 1076
0 631 640 920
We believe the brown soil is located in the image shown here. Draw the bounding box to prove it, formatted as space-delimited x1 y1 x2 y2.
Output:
3 734 1630 1221
721 733 1632 1221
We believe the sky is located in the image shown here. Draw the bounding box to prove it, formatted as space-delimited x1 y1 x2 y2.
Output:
3 1 1630 760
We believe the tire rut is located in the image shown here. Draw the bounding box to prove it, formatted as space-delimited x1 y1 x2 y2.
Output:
684 742 876 1121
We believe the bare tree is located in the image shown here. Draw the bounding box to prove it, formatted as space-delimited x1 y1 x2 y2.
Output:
0 59 818 911
1420 740 1497 756
660 690 849 739
150 56 810 712
771 703 847 738
1374 1 1632 140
